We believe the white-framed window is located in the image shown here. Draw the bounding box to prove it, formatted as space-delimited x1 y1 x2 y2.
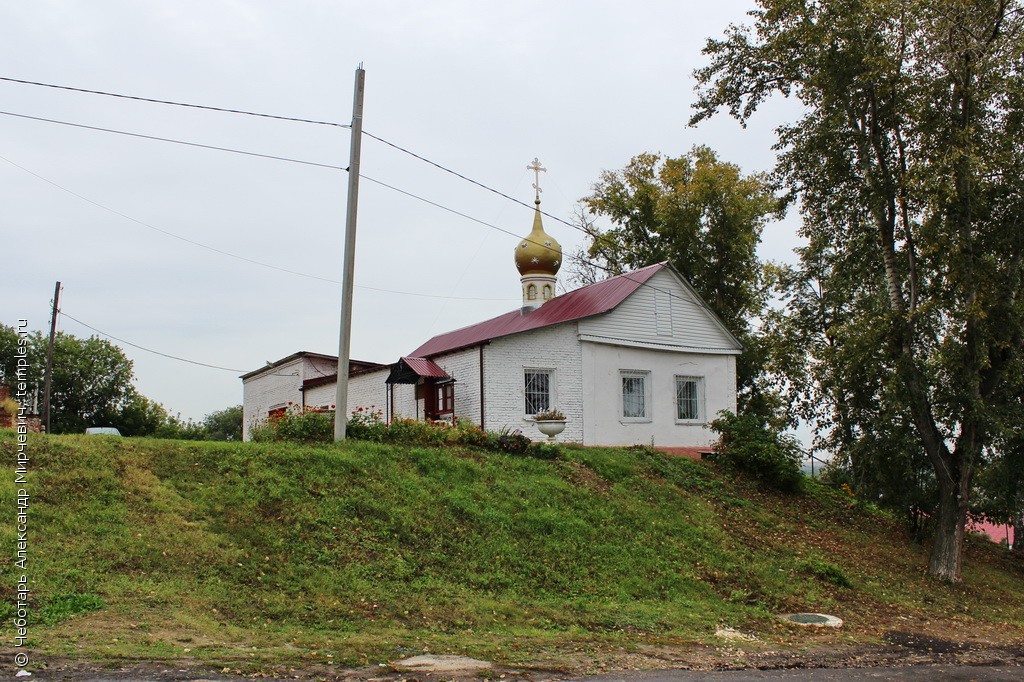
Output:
524 368 553 415
620 370 651 421
675 375 705 422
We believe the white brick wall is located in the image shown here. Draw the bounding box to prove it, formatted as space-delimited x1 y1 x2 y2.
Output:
433 347 483 424
482 323 585 442
303 368 390 416
243 355 389 439
389 383 417 420
242 357 305 440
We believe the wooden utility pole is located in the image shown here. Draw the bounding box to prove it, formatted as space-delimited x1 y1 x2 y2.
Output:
334 64 365 441
42 280 61 433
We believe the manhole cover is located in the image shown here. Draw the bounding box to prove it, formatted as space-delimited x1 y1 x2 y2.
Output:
780 612 843 627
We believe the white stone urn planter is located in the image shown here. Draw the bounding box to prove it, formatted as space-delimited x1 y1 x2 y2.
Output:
535 419 566 442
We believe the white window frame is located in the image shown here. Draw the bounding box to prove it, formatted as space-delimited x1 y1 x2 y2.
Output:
674 375 705 423
620 370 651 422
523 368 555 417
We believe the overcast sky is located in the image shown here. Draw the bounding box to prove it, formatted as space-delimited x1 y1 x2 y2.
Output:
2 1 802 422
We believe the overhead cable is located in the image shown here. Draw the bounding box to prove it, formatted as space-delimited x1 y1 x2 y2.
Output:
0 110 347 170
2 90 686 309
363 130 591 236
0 75 588 235
0 153 517 302
0 76 350 128
59 310 248 373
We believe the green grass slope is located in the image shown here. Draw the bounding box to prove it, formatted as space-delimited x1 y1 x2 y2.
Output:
1 432 1022 671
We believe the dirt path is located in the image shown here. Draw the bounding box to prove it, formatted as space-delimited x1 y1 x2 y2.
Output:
11 636 1024 682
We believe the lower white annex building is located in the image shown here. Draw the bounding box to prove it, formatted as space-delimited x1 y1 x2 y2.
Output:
242 181 742 447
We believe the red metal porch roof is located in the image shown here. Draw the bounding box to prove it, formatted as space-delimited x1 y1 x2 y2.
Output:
409 262 666 358
400 356 449 379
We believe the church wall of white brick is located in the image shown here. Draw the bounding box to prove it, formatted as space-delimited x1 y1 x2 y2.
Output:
482 323 585 442
433 347 483 424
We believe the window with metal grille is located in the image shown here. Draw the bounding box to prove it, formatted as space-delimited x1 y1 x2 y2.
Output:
675 376 704 421
621 370 650 419
524 370 552 415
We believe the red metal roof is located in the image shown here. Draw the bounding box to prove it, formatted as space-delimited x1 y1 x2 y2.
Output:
409 262 666 358
400 357 450 379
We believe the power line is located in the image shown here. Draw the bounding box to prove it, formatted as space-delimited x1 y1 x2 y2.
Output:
0 152 341 280
363 130 591 236
0 76 350 128
356 142 685 308
59 310 248 373
359 174 603 272
1 88 691 314
2 110 561 261
0 153 518 302
0 110 348 170
0 75 589 235
360 174 531 243
1 116 638 301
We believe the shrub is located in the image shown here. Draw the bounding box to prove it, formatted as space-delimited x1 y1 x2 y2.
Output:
264 405 555 459
251 404 334 444
153 415 207 440
491 426 532 454
345 406 386 441
710 410 804 492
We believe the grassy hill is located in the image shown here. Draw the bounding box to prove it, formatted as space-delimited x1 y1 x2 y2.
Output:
1 432 1022 674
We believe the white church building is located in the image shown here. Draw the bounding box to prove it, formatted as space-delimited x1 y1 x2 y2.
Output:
242 173 741 447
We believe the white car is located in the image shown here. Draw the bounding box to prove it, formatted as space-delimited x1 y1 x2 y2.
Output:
84 427 122 436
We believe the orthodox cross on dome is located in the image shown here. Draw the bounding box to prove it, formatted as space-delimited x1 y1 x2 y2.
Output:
527 157 546 202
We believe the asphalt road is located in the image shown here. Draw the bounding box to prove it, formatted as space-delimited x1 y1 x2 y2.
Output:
24 664 1024 682
572 663 1024 681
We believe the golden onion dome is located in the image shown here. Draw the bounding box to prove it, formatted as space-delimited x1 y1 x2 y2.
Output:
514 200 562 276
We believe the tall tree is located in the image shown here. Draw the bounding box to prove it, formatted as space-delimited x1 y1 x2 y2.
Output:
692 0 1024 580
573 146 778 411
2 325 138 434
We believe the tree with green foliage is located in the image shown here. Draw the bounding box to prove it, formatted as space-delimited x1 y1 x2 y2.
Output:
0 324 211 438
0 324 137 434
113 391 171 437
202 405 243 441
692 0 1024 581
573 146 779 414
575 146 776 335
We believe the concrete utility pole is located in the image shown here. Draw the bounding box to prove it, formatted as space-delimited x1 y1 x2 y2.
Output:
42 280 61 433
335 64 365 441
